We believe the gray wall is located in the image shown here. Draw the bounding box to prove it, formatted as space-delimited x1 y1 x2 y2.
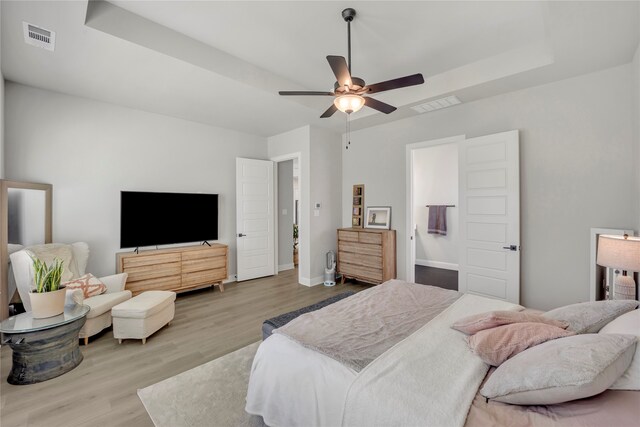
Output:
0 4 4 178
5 83 267 277
342 64 638 310
268 125 342 285
268 126 311 284
277 159 294 269
7 188 46 246
309 126 342 283
634 42 640 229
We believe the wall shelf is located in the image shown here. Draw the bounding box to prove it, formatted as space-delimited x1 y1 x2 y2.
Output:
351 184 364 228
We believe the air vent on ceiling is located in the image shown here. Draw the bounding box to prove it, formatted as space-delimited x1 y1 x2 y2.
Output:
411 95 461 113
23 22 55 51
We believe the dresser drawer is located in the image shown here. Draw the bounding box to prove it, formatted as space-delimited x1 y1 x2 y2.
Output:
338 230 359 242
338 262 382 282
126 275 181 295
182 247 227 261
123 253 180 269
181 268 227 288
182 257 226 273
338 242 382 257
339 251 382 269
125 262 181 282
359 232 382 245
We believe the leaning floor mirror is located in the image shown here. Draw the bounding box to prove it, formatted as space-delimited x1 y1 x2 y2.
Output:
0 180 52 320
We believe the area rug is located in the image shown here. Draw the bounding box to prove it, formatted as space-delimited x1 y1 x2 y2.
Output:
138 341 266 427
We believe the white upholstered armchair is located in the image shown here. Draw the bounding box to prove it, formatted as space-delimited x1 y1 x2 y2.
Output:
10 242 131 344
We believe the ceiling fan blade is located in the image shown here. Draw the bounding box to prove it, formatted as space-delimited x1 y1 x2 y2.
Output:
364 97 397 114
365 73 425 94
320 104 338 118
327 55 352 87
279 91 334 96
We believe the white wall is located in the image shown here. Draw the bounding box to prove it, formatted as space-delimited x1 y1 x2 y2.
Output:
413 144 459 269
309 126 342 284
343 64 638 310
634 42 640 230
277 159 294 270
268 126 311 283
5 83 267 277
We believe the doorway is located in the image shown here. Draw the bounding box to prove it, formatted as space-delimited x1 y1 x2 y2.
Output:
406 131 521 303
272 153 302 284
412 143 460 291
406 135 464 285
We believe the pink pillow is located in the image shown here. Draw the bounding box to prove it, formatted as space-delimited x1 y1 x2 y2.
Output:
468 322 575 366
62 273 107 298
452 310 569 335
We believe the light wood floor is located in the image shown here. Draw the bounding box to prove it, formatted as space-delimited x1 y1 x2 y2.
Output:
0 269 368 427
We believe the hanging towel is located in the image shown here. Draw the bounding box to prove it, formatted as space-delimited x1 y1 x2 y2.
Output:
428 206 448 235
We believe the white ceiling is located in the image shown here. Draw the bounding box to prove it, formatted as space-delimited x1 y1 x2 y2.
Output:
1 1 639 137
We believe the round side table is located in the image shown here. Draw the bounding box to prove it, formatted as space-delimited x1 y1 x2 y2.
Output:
0 304 90 385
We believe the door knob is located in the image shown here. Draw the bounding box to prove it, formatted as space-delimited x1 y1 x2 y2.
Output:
238 233 246 237
502 245 518 251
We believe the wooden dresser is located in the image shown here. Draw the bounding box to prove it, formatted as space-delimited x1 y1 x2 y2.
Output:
337 228 396 285
116 244 228 296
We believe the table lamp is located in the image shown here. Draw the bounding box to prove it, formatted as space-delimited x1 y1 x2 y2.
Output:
597 234 640 300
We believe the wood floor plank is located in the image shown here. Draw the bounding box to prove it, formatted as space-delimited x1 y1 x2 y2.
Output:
0 269 368 426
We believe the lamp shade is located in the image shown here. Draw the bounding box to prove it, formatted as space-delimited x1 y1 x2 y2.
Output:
334 94 365 114
597 234 640 272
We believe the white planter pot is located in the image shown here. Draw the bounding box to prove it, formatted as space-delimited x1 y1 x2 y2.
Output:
30 287 66 318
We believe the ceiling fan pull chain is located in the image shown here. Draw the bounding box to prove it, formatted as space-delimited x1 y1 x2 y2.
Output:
345 114 351 150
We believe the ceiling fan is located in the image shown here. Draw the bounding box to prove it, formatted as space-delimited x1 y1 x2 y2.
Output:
279 8 425 118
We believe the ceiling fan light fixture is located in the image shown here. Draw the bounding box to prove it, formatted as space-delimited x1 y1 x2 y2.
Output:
334 94 365 114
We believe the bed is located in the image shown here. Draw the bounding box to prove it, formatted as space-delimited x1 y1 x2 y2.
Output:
245 280 640 427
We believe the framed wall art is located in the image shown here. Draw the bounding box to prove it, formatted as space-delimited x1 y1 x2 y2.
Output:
365 206 391 229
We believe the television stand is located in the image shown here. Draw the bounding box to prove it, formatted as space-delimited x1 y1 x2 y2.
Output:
201 241 212 247
116 244 229 295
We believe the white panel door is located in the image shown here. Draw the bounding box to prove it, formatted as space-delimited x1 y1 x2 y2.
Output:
236 158 275 281
459 130 520 303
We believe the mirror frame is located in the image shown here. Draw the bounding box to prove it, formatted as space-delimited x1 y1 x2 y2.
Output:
0 180 52 320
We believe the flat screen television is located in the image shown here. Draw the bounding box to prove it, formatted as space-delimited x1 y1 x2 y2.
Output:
120 191 218 248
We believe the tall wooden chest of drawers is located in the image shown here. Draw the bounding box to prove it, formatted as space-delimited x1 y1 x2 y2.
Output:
337 228 396 285
116 244 228 295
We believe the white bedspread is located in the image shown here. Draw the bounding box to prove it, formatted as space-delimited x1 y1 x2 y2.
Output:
342 294 521 427
245 334 356 426
246 294 521 427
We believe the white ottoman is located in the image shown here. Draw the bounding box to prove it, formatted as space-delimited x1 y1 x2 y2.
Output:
111 291 176 344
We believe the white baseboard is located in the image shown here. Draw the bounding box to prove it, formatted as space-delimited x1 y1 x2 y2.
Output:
223 275 237 284
278 263 295 272
299 275 324 287
415 259 459 271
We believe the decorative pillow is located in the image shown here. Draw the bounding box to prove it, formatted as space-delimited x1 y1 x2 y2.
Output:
452 310 569 335
600 309 640 390
62 273 107 298
468 322 574 366
543 300 639 334
480 334 637 405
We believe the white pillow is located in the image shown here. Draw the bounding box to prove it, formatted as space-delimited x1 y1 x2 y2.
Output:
600 309 640 390
480 334 636 405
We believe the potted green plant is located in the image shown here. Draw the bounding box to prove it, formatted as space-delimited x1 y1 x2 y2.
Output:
29 256 66 318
